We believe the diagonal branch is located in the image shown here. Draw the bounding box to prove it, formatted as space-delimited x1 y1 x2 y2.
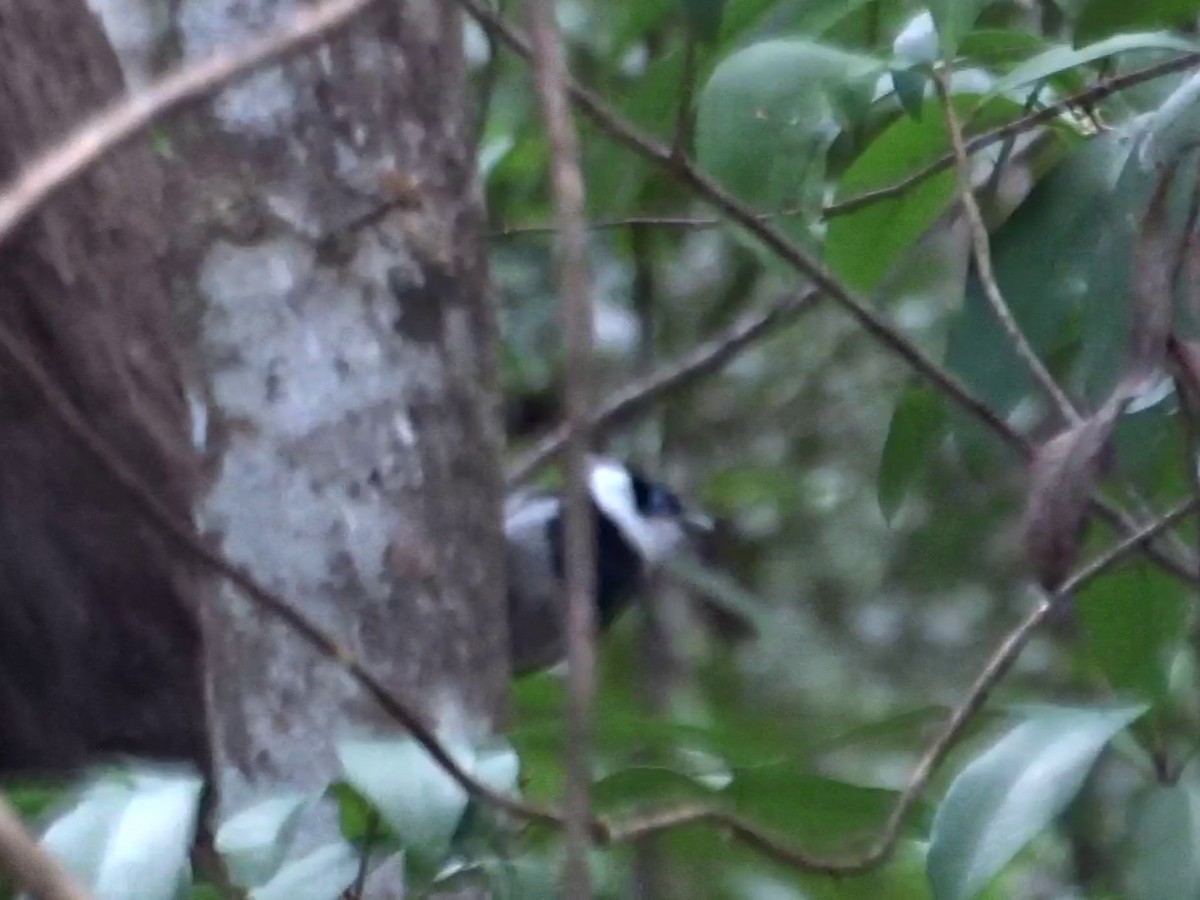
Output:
0 0 381 247
506 288 821 485
8 264 1189 876
494 54 1200 233
0 793 90 900
936 67 1082 427
0 0 1193 883
605 495 1199 870
462 0 1196 584
826 52 1200 218
0 321 576 836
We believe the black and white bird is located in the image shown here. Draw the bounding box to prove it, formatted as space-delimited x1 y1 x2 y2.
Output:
505 457 712 675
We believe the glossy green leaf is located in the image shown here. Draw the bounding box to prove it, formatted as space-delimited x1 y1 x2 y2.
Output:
957 30 1087 96
248 843 358 900
946 127 1134 415
696 39 880 250
1078 0 1200 42
336 734 517 880
724 766 921 853
337 736 469 871
1075 562 1188 706
1126 783 1200 900
826 97 967 293
878 385 946 523
987 33 1199 102
326 781 397 848
892 69 930 120
680 0 727 41
957 29 1053 67
928 0 990 57
789 839 1010 900
592 765 717 815
214 792 313 889
721 0 878 43
40 767 203 900
1079 127 1199 401
1142 70 1200 169
927 704 1147 900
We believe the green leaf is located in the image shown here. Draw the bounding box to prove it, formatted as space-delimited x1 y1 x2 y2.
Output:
592 766 717 815
1078 0 1200 43
986 33 1199 102
826 97 967 293
927 704 1147 900
680 0 727 42
4 778 67 822
1142 70 1200 169
892 68 930 120
336 735 519 879
1126 783 1200 900
696 39 880 251
878 385 946 523
802 840 1005 900
1079 127 1200 401
928 0 991 58
39 767 203 900
327 781 382 847
893 11 938 67
248 843 358 900
214 792 313 889
957 30 1088 97
721 0 878 43
957 29 1053 67
1075 562 1188 707
337 737 470 875
724 766 920 853
946 127 1134 416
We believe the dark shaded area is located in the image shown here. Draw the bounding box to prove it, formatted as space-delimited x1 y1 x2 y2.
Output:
0 2 208 775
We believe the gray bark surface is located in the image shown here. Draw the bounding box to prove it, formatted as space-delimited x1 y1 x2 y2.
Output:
93 0 507 867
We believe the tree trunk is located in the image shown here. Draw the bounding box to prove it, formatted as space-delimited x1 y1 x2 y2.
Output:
99 0 506 849
0 1 208 776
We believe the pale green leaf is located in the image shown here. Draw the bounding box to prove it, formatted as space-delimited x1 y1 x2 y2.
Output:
987 33 1199 102
927 705 1147 900
40 767 203 900
214 792 313 889
248 843 358 900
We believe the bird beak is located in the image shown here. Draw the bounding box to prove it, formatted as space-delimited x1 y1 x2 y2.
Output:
682 511 716 538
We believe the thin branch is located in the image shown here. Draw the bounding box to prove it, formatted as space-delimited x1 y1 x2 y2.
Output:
461 0 1198 585
526 0 599 893
0 0 1193 881
0 793 90 900
606 495 1200 871
936 67 1082 427
0 0 381 247
494 54 1200 236
672 37 699 159
507 288 820 485
826 52 1200 219
458 0 1017 449
3 140 1195 900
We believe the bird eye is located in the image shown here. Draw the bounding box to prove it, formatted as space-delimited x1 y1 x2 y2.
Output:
627 467 685 518
646 485 683 517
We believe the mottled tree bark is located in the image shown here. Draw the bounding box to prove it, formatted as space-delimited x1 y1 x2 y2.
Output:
0 1 208 774
94 0 507 859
